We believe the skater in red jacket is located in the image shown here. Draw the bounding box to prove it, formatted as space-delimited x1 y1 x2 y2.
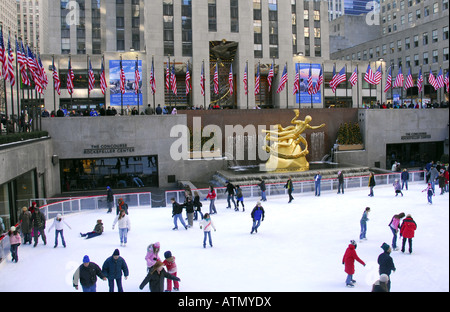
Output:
342 240 366 288
400 214 417 254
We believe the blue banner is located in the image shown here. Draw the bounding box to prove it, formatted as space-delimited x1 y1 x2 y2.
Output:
109 60 143 106
295 63 322 105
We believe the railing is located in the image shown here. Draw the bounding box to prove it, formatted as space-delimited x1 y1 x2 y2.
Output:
165 170 426 205
0 191 151 264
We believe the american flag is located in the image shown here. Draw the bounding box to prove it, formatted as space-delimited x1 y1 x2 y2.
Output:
52 58 61 95
171 65 177 95
67 57 74 95
0 28 5 79
100 57 107 95
384 67 392 93
374 66 382 85
444 71 449 93
404 68 414 90
293 66 300 95
435 68 444 89
213 63 219 95
417 69 423 93
349 67 358 87
228 64 233 95
38 55 48 91
393 66 404 88
149 60 156 95
6 35 15 86
185 62 191 95
200 62 205 96
88 58 95 93
428 70 437 90
243 63 248 95
267 63 274 91
165 62 170 92
27 46 41 91
135 58 140 95
17 39 29 86
364 64 376 85
276 64 288 94
331 66 346 93
119 59 126 94
254 65 260 95
307 66 314 95
314 66 323 94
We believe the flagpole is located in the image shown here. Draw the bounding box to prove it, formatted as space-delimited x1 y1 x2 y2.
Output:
258 61 261 109
380 62 383 106
420 66 423 108
103 54 106 110
246 60 249 110
52 54 56 115
8 31 15 133
345 63 348 107
321 62 324 109
310 63 313 108
15 34 21 133
202 60 205 109
120 54 123 115
356 65 359 108
152 55 155 112
69 54 73 109
285 62 288 109
87 54 90 104
173 59 176 111
136 55 140 115
334 63 337 107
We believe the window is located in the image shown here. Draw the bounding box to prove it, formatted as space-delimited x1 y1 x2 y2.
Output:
424 6 429 16
408 12 413 23
432 50 438 63
397 40 402 52
444 0 449 10
405 55 411 68
405 37 410 50
230 0 239 33
423 32 428 45
208 0 217 32
433 2 439 14
163 0 174 56
423 51 428 64
416 9 421 19
414 54 419 66
444 48 449 61
444 26 449 40
390 42 394 53
432 29 438 42
413 35 419 47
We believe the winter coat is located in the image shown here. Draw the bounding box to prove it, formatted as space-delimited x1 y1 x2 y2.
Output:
226 183 236 195
19 211 32 234
193 195 202 211
401 170 409 181
172 202 183 216
116 202 129 215
444 171 449 185
429 167 439 182
31 211 46 230
285 179 293 191
139 268 180 292
106 189 114 202
102 256 129 280
163 257 177 274
206 189 216 200
73 262 105 288
389 216 401 231
438 174 446 188
337 172 344 183
360 211 369 223
236 188 243 200
368 175 376 187
314 174 322 184
112 214 131 230
251 206 265 221
372 280 389 292
182 200 195 213
9 232 21 245
342 244 365 275
200 218 216 232
48 218 71 231
378 251 396 276
393 181 402 191
258 181 266 192
145 244 161 268
400 217 417 239
93 222 104 234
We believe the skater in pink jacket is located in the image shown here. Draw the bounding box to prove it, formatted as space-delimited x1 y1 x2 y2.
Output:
145 242 161 271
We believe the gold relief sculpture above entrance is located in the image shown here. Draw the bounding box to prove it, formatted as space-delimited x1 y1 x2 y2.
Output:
262 109 325 172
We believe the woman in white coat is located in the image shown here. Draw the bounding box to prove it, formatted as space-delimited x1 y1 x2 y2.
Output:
113 210 131 246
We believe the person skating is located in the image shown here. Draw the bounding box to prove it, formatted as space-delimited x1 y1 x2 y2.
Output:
106 186 114 213
225 181 237 210
400 214 417 254
102 249 129 292
258 179 267 201
163 251 179 292
393 179 403 197
19 206 32 245
422 183 435 204
359 207 370 241
337 171 344 194
171 198 188 230
378 243 396 291
368 172 376 197
48 214 72 248
250 202 265 234
285 177 294 203
205 186 217 214
235 185 245 212
73 255 107 292
80 219 104 239
8 226 21 263
314 171 322 196
200 213 216 248
342 240 366 288
182 197 195 227
193 191 203 220
371 274 389 292
145 242 161 272
139 260 181 292
30 206 47 247
388 212 405 250
112 209 131 246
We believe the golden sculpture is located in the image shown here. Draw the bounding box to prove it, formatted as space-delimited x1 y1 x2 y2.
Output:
262 109 325 172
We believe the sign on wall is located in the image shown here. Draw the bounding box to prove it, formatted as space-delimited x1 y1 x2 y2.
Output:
295 63 322 105
109 60 143 106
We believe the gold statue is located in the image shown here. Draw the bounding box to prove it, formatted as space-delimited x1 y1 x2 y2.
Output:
262 109 325 172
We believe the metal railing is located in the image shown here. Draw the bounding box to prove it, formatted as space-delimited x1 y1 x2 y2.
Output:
165 170 426 205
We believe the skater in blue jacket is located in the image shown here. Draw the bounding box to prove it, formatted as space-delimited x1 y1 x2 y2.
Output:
250 202 265 234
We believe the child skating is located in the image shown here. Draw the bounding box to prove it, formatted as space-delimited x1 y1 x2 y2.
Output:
200 213 216 248
342 240 366 288
422 183 435 204
163 251 179 292
393 179 403 197
8 226 21 263
235 185 245 212
48 214 72 248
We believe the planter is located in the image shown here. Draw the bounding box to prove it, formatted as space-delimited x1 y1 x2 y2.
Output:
338 144 364 151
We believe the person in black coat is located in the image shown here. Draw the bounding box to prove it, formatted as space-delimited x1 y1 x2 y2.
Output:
106 186 114 213
193 191 203 220
139 261 180 292
182 197 195 227
337 171 344 194
73 255 106 292
378 243 396 291
30 208 47 247
225 181 237 210
258 179 267 201
285 177 294 203
102 249 129 292
171 198 187 230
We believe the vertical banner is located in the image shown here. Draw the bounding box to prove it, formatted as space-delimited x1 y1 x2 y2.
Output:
109 60 143 106
296 63 322 104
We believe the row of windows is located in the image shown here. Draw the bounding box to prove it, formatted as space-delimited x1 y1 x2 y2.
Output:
381 0 448 14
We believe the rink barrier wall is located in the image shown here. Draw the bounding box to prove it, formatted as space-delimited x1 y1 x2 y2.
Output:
165 170 426 206
0 192 151 264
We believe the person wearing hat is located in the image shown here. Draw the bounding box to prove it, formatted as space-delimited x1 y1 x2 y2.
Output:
250 201 265 234
342 240 366 288
106 186 114 213
73 255 106 292
163 251 179 292
372 274 390 292
145 242 161 271
80 219 104 239
400 214 417 254
19 206 32 245
8 226 21 263
116 198 129 215
102 249 129 292
48 214 72 248
378 243 396 291
30 205 47 247
393 179 403 197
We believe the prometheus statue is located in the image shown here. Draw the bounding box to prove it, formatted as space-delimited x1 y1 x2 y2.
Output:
262 109 325 172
